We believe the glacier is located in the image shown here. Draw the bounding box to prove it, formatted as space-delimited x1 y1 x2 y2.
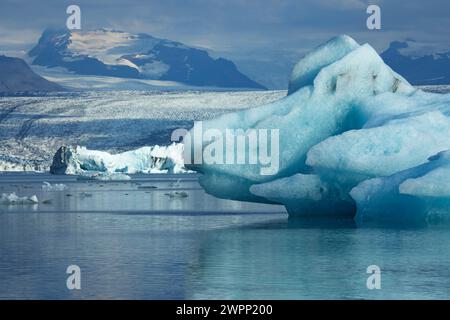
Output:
185 35 450 221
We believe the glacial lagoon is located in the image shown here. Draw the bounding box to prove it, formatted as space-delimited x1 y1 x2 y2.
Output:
1 173 450 299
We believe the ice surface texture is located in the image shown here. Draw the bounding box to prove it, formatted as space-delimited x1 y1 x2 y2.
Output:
186 35 450 221
0 193 38 205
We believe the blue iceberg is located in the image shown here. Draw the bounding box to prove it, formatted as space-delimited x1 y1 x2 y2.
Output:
185 35 450 221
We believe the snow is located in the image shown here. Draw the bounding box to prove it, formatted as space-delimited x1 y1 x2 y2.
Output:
187 37 415 199
185 35 450 221
68 30 158 68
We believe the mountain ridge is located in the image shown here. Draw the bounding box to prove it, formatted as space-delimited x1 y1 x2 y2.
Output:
28 28 266 90
0 55 64 94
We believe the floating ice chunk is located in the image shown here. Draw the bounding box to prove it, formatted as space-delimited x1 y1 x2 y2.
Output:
51 143 188 175
42 181 68 191
0 193 39 205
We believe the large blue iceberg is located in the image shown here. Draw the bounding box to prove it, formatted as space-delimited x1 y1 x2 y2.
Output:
185 35 450 222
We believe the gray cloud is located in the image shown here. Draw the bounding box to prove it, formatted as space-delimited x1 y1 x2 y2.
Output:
0 0 449 66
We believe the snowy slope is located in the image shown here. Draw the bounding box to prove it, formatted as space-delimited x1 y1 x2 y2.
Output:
28 29 265 89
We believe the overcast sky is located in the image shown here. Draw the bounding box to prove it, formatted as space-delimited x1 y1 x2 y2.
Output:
1 0 449 62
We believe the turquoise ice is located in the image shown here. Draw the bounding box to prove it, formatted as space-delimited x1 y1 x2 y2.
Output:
186 35 450 221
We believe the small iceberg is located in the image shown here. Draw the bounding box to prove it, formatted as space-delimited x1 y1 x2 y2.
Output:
0 193 39 205
42 181 68 191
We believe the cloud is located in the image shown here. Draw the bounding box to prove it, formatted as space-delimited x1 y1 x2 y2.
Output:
0 0 448 62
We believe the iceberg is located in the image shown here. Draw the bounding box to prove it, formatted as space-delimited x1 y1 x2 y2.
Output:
50 143 188 175
185 35 450 221
1 193 39 205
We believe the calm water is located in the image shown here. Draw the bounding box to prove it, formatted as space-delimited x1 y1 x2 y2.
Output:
1 173 450 299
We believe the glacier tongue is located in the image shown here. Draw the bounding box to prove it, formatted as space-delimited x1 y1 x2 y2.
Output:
50 143 188 175
185 35 450 221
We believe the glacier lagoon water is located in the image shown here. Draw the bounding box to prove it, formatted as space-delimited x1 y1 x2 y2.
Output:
1 173 450 299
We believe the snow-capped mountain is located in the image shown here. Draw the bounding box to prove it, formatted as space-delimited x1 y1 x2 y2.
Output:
28 29 266 89
381 40 450 85
0 55 64 94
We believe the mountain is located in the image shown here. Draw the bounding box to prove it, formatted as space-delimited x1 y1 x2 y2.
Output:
381 40 450 85
28 29 266 90
0 55 64 94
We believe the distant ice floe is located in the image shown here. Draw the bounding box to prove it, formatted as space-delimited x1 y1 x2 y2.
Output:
42 181 68 191
185 35 450 222
50 143 189 175
0 193 39 205
76 172 132 181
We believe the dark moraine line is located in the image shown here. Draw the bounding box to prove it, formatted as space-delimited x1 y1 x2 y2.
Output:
0 99 41 124
15 106 74 141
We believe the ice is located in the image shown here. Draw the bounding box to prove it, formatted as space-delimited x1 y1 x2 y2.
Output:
187 36 414 201
250 174 355 216
0 193 39 205
186 35 450 221
50 143 188 175
350 152 450 222
307 111 450 179
42 181 68 191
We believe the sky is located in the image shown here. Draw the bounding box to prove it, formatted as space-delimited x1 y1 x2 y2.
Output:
0 0 449 87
